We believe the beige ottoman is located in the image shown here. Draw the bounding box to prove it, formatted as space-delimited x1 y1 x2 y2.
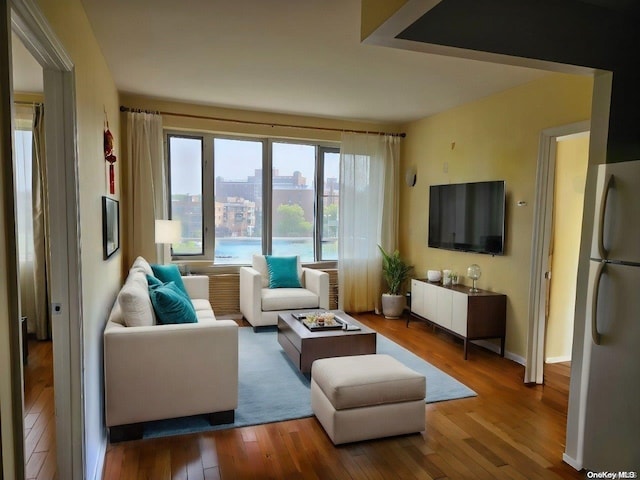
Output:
311 354 426 445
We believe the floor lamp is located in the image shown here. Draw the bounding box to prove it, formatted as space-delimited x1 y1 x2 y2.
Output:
155 219 181 264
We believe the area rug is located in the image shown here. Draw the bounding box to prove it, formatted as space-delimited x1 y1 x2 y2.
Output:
143 326 476 438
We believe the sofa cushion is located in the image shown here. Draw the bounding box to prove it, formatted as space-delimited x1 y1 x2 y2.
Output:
149 281 198 325
151 263 187 295
253 254 302 288
265 255 302 288
191 298 213 312
261 287 319 311
130 256 154 277
117 271 156 327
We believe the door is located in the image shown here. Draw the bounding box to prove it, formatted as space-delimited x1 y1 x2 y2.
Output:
583 261 640 470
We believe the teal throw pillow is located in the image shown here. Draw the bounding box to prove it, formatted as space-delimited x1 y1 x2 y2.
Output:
265 255 301 289
146 274 163 287
149 281 197 325
151 263 187 296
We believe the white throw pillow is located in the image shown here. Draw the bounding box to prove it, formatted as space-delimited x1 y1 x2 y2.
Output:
252 254 302 288
118 272 155 327
130 256 153 277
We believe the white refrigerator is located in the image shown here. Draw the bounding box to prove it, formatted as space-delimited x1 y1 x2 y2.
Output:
583 159 640 470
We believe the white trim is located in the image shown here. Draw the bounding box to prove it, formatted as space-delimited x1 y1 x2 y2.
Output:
90 438 107 480
562 453 582 471
9 0 84 478
525 121 590 385
545 356 572 364
471 340 526 366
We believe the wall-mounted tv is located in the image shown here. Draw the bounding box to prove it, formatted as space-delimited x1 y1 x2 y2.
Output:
428 180 506 255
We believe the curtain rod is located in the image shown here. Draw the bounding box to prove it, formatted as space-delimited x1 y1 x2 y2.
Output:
119 105 406 138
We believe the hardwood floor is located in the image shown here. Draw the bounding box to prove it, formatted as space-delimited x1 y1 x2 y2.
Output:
23 338 57 480
102 313 582 479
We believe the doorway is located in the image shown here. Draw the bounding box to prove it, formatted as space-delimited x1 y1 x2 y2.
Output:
2 1 84 478
12 28 58 479
526 121 590 385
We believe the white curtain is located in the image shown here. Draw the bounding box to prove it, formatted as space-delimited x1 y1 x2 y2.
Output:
15 104 50 339
125 112 166 265
338 132 400 313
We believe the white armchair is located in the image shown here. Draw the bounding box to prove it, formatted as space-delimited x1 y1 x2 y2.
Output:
240 255 329 328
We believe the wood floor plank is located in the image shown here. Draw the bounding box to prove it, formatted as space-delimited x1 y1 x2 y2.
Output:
91 312 583 479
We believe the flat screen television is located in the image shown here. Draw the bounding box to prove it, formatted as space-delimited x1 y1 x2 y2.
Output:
428 180 506 255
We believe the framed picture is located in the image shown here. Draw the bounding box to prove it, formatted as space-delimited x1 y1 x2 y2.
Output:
102 196 120 259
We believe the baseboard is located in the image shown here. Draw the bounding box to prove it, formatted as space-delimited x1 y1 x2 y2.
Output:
562 453 582 471
471 340 526 366
90 435 107 480
545 355 571 364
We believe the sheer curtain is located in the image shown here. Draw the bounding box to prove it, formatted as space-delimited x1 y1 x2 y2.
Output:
15 104 50 339
338 133 400 313
125 112 166 266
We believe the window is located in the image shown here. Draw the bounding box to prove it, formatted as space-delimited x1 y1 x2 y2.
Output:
214 138 263 264
168 135 204 255
14 128 34 262
167 132 339 264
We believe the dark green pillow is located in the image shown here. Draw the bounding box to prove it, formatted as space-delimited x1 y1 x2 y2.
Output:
151 263 187 295
149 281 197 325
265 255 301 288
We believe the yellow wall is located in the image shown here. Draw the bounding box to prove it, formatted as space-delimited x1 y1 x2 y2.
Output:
399 73 593 359
35 0 121 477
545 134 589 362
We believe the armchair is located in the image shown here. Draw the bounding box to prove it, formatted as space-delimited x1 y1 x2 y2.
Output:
240 255 329 328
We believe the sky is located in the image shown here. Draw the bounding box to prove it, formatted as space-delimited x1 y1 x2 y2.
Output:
169 136 339 194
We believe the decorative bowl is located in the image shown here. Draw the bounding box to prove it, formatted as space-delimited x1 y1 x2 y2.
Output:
427 270 442 282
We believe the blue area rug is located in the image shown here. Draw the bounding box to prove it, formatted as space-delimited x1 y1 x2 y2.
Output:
144 326 476 438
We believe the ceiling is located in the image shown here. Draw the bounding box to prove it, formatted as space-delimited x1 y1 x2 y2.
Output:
72 0 556 124
20 0 622 124
11 31 43 94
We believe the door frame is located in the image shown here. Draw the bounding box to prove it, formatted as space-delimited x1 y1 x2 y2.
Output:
525 120 590 384
3 0 84 478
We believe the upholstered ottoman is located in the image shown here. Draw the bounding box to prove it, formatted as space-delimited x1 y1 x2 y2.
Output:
311 354 426 445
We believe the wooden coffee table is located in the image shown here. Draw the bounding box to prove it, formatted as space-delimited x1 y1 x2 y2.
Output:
277 310 377 375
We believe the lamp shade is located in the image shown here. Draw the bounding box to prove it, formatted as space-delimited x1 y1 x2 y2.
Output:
155 220 182 244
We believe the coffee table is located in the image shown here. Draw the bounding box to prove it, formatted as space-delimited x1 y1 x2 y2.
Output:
277 310 377 375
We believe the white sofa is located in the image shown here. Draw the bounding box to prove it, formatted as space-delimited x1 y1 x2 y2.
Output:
104 257 238 442
239 255 330 328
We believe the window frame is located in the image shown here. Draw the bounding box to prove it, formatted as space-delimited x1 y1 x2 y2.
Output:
165 130 339 265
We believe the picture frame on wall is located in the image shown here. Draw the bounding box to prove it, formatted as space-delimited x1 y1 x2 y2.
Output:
102 196 119 259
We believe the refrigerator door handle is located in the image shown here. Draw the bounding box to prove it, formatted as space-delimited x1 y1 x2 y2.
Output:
591 261 606 345
596 173 613 260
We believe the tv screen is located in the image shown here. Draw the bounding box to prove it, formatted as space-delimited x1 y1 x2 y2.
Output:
428 180 506 255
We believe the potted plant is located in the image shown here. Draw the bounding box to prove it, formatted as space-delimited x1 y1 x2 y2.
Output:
378 245 413 319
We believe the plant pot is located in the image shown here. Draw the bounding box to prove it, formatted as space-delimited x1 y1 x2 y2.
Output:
381 293 406 319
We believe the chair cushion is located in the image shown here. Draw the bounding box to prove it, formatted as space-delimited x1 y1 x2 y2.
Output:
312 354 426 410
117 271 156 327
151 263 187 295
265 255 302 288
253 254 302 288
149 281 198 325
261 288 319 311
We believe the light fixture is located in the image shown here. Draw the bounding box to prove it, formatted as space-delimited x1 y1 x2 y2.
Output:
467 264 481 293
155 219 182 264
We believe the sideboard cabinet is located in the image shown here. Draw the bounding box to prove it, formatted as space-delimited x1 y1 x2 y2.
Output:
409 279 506 359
